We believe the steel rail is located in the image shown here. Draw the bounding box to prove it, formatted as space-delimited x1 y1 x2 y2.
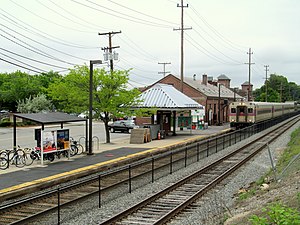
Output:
99 116 300 225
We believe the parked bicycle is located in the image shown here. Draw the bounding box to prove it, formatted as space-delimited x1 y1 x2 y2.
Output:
0 147 32 168
70 137 84 156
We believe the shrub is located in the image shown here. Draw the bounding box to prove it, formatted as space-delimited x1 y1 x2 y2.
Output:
249 202 300 225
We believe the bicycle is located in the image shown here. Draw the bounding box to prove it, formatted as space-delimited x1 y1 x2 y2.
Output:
0 157 8 170
0 148 27 168
70 137 84 156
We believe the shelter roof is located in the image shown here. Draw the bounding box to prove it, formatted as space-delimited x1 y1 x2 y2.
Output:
13 112 86 124
136 83 203 110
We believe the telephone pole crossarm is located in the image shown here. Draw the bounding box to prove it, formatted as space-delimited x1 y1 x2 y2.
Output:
98 31 122 72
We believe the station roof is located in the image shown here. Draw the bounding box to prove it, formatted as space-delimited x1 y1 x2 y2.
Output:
135 83 204 110
13 112 86 124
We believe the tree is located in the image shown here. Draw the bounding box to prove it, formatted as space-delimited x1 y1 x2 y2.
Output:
253 73 300 102
0 71 58 111
47 65 141 143
17 93 53 113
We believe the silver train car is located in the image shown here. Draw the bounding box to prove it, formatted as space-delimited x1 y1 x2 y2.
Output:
229 101 296 128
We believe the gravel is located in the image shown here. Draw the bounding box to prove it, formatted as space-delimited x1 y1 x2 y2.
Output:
31 119 300 225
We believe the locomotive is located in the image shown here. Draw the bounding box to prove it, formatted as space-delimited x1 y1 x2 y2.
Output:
229 101 297 128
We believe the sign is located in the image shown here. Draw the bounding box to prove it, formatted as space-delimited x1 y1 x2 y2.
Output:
178 116 192 128
57 129 70 150
42 130 57 152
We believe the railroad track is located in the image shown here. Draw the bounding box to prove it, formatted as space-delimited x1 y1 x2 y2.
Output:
99 116 300 225
0 116 298 225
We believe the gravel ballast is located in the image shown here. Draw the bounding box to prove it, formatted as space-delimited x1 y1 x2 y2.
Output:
32 119 300 225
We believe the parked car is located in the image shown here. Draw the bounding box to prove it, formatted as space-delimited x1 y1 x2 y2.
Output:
108 120 139 133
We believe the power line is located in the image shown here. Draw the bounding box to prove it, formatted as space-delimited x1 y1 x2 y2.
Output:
0 57 43 74
106 0 179 26
0 9 98 49
0 30 77 66
10 0 94 33
0 47 68 69
0 24 89 61
0 52 47 73
71 0 171 28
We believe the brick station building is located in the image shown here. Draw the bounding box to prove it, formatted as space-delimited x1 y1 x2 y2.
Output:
142 74 243 125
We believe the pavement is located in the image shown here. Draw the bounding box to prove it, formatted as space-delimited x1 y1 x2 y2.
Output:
0 124 231 201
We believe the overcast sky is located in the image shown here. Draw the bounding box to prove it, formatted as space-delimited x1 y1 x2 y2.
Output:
0 0 299 89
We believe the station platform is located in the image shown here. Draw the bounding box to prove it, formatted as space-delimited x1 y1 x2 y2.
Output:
0 124 231 202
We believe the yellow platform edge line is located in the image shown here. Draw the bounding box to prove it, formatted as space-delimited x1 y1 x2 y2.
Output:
0 133 217 195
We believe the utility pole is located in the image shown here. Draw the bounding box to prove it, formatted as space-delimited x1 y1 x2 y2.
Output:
98 31 121 72
279 82 284 102
264 65 269 102
245 48 255 101
158 62 171 77
174 0 192 93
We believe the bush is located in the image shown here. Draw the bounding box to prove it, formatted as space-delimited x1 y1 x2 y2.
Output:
0 121 12 127
249 202 300 225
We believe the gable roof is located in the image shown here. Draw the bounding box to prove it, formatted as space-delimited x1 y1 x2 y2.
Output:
184 76 241 99
136 83 203 110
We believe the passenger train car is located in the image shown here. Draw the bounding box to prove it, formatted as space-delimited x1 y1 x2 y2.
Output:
229 101 296 128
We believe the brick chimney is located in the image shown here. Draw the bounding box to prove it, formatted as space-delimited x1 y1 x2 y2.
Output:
202 74 208 85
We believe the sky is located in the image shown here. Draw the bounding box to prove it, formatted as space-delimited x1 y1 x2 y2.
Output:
0 0 299 90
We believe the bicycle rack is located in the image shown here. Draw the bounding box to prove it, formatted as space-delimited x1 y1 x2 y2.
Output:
92 136 100 150
78 136 86 151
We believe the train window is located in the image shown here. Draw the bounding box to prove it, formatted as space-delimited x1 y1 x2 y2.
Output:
239 107 245 113
231 108 236 113
248 108 253 113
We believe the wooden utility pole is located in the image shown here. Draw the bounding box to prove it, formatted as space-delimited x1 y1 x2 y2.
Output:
98 31 121 72
279 82 284 102
158 62 171 77
174 0 192 92
264 65 269 102
245 48 254 101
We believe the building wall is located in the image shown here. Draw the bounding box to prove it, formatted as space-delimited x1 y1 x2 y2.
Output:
157 75 229 125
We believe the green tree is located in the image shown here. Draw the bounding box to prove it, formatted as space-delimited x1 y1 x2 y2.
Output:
0 71 60 111
17 93 53 113
253 73 300 102
47 65 141 143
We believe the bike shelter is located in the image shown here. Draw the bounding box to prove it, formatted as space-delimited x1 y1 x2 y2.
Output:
12 112 87 165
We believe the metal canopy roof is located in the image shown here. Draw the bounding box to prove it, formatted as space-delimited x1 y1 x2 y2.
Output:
136 83 204 110
14 112 86 124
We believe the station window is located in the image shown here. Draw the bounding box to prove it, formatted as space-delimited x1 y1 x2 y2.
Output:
231 108 236 113
248 108 253 113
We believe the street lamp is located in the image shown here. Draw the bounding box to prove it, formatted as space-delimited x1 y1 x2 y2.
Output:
88 60 102 155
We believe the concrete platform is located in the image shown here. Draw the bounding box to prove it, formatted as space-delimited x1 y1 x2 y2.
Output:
0 124 231 202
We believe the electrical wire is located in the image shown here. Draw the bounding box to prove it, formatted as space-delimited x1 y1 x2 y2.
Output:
0 57 43 74
188 3 247 51
0 32 77 66
0 52 47 73
0 9 99 49
0 47 68 69
71 0 171 28
106 0 179 26
0 24 89 61
9 0 95 33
